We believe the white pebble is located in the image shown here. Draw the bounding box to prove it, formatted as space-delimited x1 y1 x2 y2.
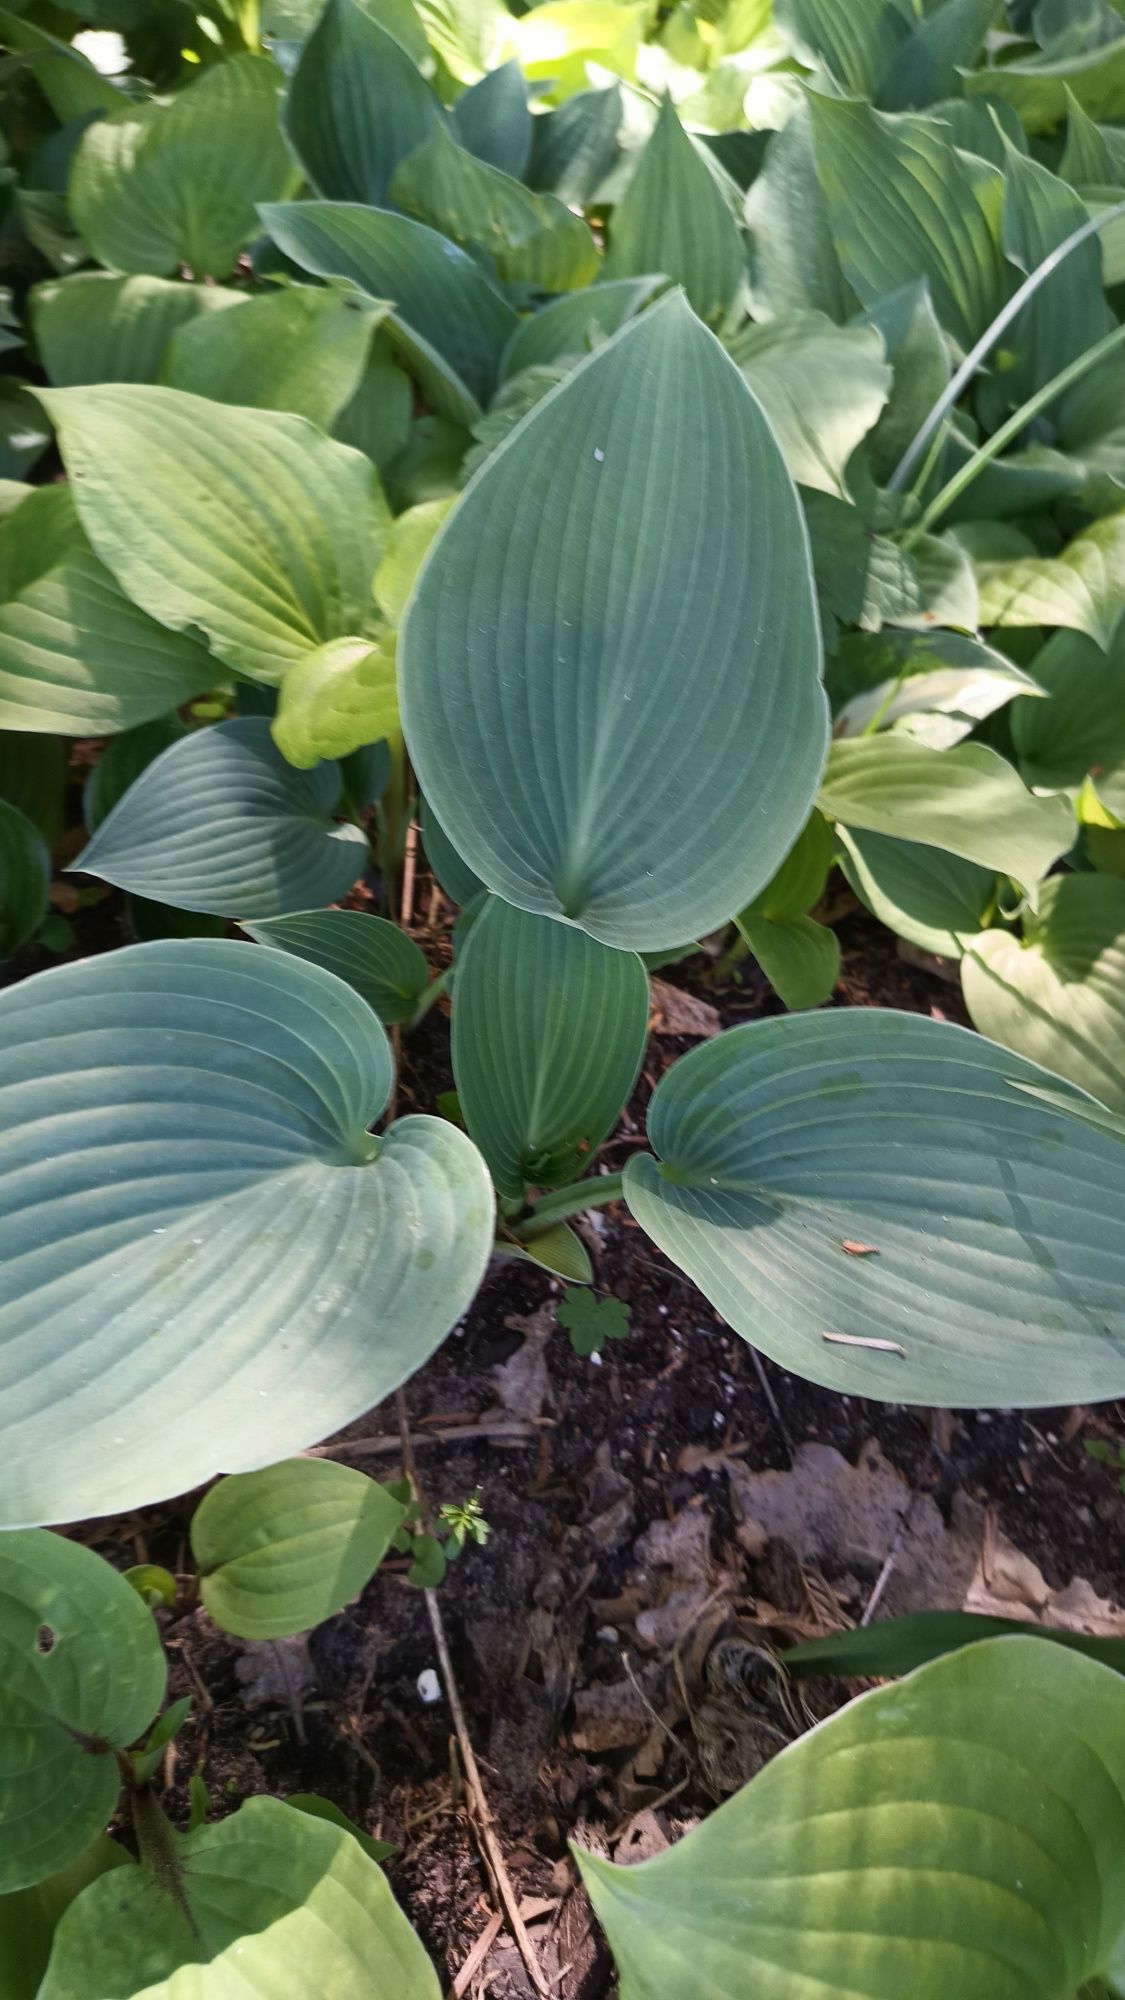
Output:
417 1668 442 1705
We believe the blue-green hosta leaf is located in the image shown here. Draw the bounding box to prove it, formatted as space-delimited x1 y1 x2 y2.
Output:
856 279 950 486
963 873 1125 1113
40 1798 441 2000
808 95 1008 349
975 510 1125 650
75 718 367 918
1056 349 1125 505
0 798 48 957
452 895 649 1200
1012 628 1125 792
526 82 623 204
162 286 386 431
835 656 1043 742
451 60 531 178
243 909 430 1025
0 938 493 1525
283 0 443 207
624 1009 1125 1405
735 909 840 1010
987 141 1113 419
838 826 996 957
0 486 212 736
744 104 854 321
1060 91 1125 188
745 807 835 922
501 277 664 381
261 202 516 425
41 385 389 686
334 334 414 475
579 1637 1125 1999
965 36 1125 133
603 95 746 326
390 125 598 292
774 0 914 95
192 1460 406 1640
32 274 242 387
0 1531 165 1892
419 794 484 908
819 737 1073 899
84 720 186 834
401 293 827 954
725 311 891 500
272 634 398 768
0 6 122 123
876 0 999 110
69 53 298 279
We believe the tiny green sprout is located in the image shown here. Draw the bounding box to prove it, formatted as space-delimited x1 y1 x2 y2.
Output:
1083 1437 1125 1493
131 1695 192 1784
437 1490 490 1558
555 1288 631 1359
122 1563 177 1610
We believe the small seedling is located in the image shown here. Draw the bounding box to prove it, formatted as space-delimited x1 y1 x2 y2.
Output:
437 1491 490 1557
555 1288 631 1358
1084 1438 1125 1493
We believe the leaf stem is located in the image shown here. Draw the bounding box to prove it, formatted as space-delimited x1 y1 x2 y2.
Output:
407 962 453 1029
512 1172 627 1238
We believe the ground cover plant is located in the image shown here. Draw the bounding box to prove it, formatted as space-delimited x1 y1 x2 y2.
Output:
2 0 1125 1991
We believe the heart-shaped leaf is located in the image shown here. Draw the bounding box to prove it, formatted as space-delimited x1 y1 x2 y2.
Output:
271 635 399 769
69 53 298 278
0 1837 128 2000
32 274 242 387
162 285 386 430
1012 628 1125 791
604 95 745 324
452 895 649 1199
975 510 1125 649
726 310 891 499
242 909 430 1025
40 385 389 686
838 826 995 957
401 292 827 953
192 1460 406 1639
579 1636 1125 2000
0 1530 165 1892
624 1008 1125 1406
735 909 839 1010
75 718 368 918
283 0 443 208
0 937 493 1523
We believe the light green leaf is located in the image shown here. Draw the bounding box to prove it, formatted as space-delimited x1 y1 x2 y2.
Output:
834 656 1043 741
76 718 367 917
726 311 891 499
809 95 1008 349
69 54 298 279
0 1531 164 1892
0 7 122 122
774 0 914 95
786 1608 1125 1679
242 909 430 1025
856 279 950 486
193 1459 406 1639
40 1797 441 2000
1012 627 1125 791
162 285 386 430
413 0 508 82
261 201 516 424
284 1794 392 1866
401 292 827 953
32 274 242 387
744 104 854 321
373 501 455 629
0 487 212 737
975 510 1125 649
624 1008 1125 1405
736 909 840 1009
965 36 1125 133
452 895 648 1200
283 0 442 207
838 826 995 956
0 937 493 1525
0 799 49 958
514 1220 594 1283
451 60 531 178
0 1838 128 2000
41 384 389 686
604 97 744 326
501 277 663 382
579 1637 1125 1999
877 0 999 110
819 737 1075 897
744 807 835 922
963 873 1125 1112
272 634 398 768
390 125 598 291
509 0 645 94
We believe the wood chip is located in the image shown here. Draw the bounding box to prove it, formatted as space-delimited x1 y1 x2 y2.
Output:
648 978 721 1039
821 1332 905 1355
841 1240 879 1256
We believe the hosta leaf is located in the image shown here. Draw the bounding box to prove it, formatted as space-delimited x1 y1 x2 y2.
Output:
579 1637 1125 2000
390 126 598 291
243 909 430 1025
819 737 1074 898
262 202 516 423
373 500 455 628
272 634 399 768
32 274 241 387
75 718 367 918
451 60 532 179
334 334 414 475
419 794 484 908
834 657 1043 740
744 104 854 321
965 37 1125 133
856 279 950 485
0 1838 128 2000
0 798 48 957
0 1531 164 1892
40 1798 441 2000
526 82 623 204
603 97 744 325
69 54 297 279
501 277 664 381
787 1609 1125 1679
808 95 1008 349
162 285 386 431
976 511 1125 649
192 1460 406 1640
726 312 891 499
624 1009 1125 1406
510 0 645 94
0 938 493 1524
283 0 443 207
774 0 913 95
963 874 1125 1113
838 827 995 957
1012 628 1125 792
401 293 827 953
745 808 835 922
877 0 999 110
0 734 67 844
735 909 840 1010
452 895 648 1199
988 141 1113 418
84 720 186 834
42 385 389 686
